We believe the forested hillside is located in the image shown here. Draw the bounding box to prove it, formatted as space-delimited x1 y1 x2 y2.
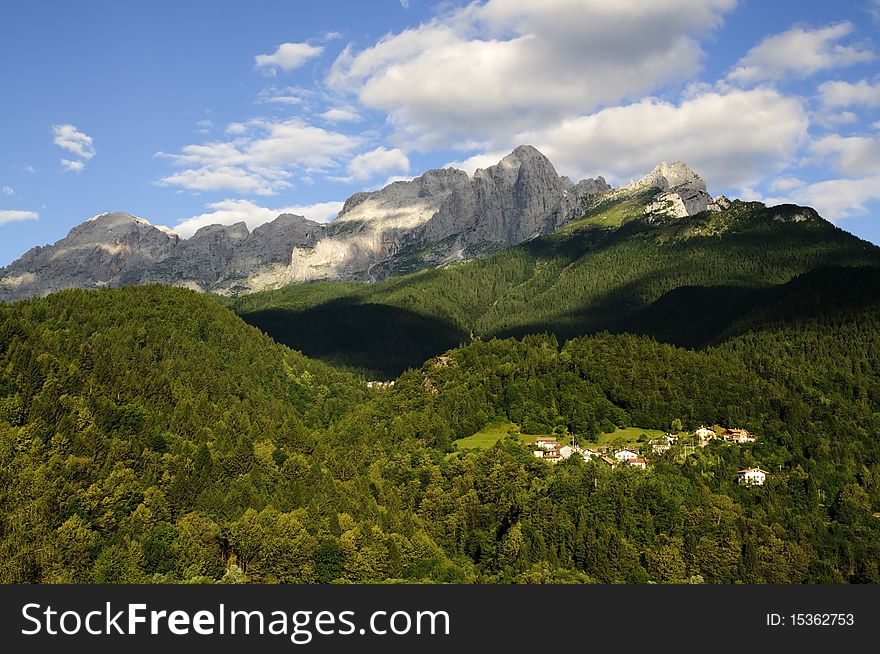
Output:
2 284 879 583
226 200 880 377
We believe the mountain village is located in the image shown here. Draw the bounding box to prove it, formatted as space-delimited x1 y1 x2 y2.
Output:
532 426 767 486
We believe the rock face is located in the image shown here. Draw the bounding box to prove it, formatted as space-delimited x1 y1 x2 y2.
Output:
3 147 720 301
0 212 180 301
286 145 610 282
633 161 711 219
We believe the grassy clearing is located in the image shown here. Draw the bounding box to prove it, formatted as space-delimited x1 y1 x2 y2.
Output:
593 426 667 446
453 420 555 450
562 189 658 232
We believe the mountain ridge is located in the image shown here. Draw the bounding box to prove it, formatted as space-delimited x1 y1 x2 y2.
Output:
1 147 712 302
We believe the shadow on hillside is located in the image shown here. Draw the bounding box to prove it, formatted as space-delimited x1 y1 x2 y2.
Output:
239 298 469 379
496 265 880 349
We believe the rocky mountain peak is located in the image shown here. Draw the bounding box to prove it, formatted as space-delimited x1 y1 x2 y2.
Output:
629 161 707 193
632 161 712 219
191 221 249 241
2 147 726 301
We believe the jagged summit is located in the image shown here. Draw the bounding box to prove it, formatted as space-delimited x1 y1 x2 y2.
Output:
0 147 783 302
628 161 712 219
629 161 706 193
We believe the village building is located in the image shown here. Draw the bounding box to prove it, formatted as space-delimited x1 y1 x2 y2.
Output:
737 468 767 486
626 457 649 470
724 428 756 443
543 448 561 463
614 448 640 462
581 448 600 462
694 426 717 445
649 438 672 454
601 455 617 469
535 436 558 451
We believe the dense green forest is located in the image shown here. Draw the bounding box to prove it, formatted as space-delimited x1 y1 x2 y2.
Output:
2 277 880 583
225 200 880 378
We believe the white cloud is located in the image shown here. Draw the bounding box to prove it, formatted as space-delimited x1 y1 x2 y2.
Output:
255 43 324 73
818 78 880 108
158 166 288 195
728 22 874 84
328 0 736 149
445 151 509 175
514 88 809 190
768 175 880 220
342 146 410 182
173 198 343 238
1 186 13 196
811 134 880 176
320 107 361 123
380 174 416 187
61 159 86 173
769 176 805 193
52 124 95 160
256 85 315 105
0 209 39 225
157 118 362 195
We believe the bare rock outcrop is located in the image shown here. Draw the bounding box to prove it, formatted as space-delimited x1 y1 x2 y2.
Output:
634 161 712 219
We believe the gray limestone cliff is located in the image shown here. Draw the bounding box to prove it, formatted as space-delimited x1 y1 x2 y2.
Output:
0 212 179 301
2 148 712 301
631 161 712 219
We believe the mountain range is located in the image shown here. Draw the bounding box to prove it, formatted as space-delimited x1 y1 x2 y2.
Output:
1 145 714 301
3 145 880 585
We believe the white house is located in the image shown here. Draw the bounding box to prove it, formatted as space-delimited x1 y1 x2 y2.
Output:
626 457 649 470
581 448 600 462
725 428 756 443
649 438 671 454
614 448 640 462
535 436 558 451
558 445 574 460
533 450 545 459
543 447 561 463
737 468 767 486
694 427 716 444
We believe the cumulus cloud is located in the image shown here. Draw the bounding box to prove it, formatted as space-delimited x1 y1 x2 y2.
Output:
513 88 809 190
1 186 13 196
173 198 343 238
157 118 362 195
445 151 510 175
320 107 362 123
52 124 95 159
767 175 880 221
0 209 39 225
341 146 410 182
53 124 95 172
818 78 880 108
60 159 85 173
255 43 324 73
728 22 874 84
328 0 736 148
811 134 880 176
769 176 806 193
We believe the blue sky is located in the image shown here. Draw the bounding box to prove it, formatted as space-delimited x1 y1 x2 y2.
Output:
2 0 880 266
